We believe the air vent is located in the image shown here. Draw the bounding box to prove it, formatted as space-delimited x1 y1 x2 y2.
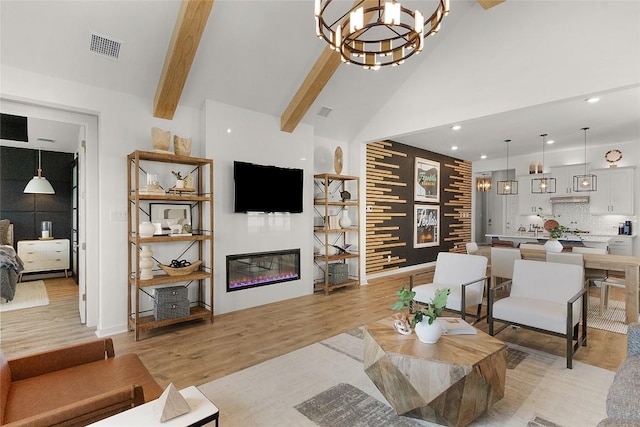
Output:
37 138 55 144
90 33 121 59
317 106 333 118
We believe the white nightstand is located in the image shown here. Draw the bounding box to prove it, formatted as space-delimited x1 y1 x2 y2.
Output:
17 239 70 280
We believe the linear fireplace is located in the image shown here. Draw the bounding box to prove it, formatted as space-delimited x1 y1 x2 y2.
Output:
227 248 300 292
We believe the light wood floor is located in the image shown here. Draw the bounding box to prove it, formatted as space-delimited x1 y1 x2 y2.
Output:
0 272 628 390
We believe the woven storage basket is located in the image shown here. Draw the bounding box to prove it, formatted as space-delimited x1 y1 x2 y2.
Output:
157 260 203 276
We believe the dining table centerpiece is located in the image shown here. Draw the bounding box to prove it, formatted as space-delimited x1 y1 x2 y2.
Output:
537 208 570 253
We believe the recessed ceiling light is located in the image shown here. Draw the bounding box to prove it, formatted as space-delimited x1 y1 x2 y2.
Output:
585 97 600 103
451 146 458 150
451 125 462 131
480 155 487 159
546 139 555 145
226 128 232 133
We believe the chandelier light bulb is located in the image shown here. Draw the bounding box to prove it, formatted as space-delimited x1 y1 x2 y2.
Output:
384 1 401 25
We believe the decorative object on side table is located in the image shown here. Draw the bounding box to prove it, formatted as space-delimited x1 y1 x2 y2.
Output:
392 287 450 344
153 383 191 422
151 127 171 153
173 135 191 156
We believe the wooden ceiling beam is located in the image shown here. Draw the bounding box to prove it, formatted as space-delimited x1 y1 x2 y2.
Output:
281 0 379 133
280 47 341 133
153 0 215 120
477 0 506 10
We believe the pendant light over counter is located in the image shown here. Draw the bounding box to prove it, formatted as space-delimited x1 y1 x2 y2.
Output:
24 149 55 194
572 127 597 192
497 139 518 195
531 133 556 194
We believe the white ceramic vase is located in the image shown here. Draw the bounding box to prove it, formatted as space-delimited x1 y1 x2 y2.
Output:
139 245 154 280
139 221 155 238
175 179 185 189
544 238 563 253
414 318 443 344
339 210 352 228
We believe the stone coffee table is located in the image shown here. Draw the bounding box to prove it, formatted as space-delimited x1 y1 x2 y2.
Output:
364 317 507 427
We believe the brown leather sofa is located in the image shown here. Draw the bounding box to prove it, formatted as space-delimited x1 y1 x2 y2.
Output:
0 338 163 426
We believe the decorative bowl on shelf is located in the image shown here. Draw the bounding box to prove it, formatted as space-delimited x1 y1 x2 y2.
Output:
158 260 202 276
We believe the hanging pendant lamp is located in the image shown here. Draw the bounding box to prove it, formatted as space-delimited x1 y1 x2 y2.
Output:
476 176 492 192
531 134 556 194
572 127 597 192
497 139 518 195
24 149 55 194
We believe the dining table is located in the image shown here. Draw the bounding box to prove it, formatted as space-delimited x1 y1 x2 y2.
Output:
478 246 640 324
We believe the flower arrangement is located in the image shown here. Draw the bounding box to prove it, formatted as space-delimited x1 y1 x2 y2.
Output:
537 208 569 239
392 287 450 327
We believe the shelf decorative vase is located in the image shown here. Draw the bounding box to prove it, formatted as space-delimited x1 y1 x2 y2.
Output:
139 221 155 238
139 245 154 280
175 179 184 189
544 238 563 253
339 210 352 228
414 319 442 344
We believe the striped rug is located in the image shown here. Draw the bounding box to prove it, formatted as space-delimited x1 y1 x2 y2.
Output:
587 296 627 334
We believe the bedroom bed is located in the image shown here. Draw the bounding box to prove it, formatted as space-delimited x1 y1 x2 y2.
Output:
1 222 24 302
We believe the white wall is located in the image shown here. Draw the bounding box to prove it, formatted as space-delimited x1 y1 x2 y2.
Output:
203 100 315 314
355 1 640 143
1 65 200 336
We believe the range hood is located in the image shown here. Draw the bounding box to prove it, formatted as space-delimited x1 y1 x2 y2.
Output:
550 195 590 204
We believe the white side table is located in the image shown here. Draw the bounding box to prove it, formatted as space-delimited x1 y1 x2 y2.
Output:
89 386 219 427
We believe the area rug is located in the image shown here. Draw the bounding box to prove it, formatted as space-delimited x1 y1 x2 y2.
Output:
0 280 49 312
587 296 627 334
198 328 614 427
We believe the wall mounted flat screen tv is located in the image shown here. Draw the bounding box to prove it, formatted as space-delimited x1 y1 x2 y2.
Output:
234 161 304 213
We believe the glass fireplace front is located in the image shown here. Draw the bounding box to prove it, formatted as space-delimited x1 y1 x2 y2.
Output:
226 248 300 292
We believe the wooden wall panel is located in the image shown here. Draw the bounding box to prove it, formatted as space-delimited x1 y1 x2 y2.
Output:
365 141 471 275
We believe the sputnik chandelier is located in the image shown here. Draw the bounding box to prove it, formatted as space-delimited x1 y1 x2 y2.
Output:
314 0 450 70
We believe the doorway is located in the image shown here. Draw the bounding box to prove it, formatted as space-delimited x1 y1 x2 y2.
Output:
0 98 98 327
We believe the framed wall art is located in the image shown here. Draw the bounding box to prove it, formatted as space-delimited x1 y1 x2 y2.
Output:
414 205 440 248
415 157 440 203
150 203 192 231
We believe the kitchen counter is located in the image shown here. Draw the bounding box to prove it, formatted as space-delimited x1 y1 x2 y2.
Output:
486 234 636 249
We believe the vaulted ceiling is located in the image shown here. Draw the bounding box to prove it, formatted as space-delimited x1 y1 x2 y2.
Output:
1 1 638 160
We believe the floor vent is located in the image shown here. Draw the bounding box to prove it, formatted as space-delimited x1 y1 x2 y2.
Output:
89 33 121 59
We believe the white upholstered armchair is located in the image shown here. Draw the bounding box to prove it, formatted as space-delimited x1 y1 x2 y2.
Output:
409 252 488 322
488 259 588 368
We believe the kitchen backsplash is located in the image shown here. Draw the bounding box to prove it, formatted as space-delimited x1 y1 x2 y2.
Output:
511 202 637 236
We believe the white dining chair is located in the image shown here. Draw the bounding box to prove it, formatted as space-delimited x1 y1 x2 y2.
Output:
490 247 521 291
519 243 546 251
466 242 479 255
546 252 588 288
571 247 624 314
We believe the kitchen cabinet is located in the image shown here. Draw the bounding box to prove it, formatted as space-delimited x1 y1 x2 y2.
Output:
517 175 552 216
590 167 635 215
550 164 589 194
608 236 633 256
